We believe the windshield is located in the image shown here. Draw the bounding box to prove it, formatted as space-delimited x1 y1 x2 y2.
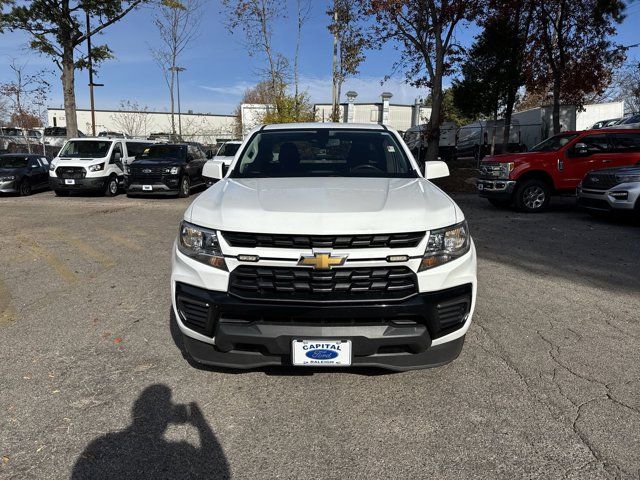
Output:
530 133 579 152
217 143 240 157
0 156 28 168
59 140 112 158
140 145 184 160
231 129 417 179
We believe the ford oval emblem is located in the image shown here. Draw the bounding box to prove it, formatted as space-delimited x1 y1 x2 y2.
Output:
305 349 339 360
142 168 152 173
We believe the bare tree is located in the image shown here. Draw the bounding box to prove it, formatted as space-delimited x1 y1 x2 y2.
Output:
150 0 204 137
110 100 153 137
0 59 50 126
221 0 289 106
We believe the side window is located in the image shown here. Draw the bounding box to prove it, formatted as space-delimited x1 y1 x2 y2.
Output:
611 133 640 153
111 143 123 164
38 157 49 167
28 158 39 169
578 134 610 153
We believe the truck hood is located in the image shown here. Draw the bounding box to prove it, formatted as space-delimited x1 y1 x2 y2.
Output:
187 177 459 234
588 164 640 175
481 151 552 164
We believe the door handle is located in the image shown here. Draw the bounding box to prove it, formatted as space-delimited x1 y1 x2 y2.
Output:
602 159 612 163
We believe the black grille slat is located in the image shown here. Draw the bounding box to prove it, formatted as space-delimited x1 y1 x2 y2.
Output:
582 173 619 190
56 166 86 179
221 231 425 249
176 295 212 334
229 266 417 301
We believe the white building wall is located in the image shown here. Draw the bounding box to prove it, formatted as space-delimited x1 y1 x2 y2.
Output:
575 101 625 130
47 108 237 144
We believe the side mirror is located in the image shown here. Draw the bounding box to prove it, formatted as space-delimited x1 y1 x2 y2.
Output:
424 160 450 180
114 152 122 162
206 150 214 159
572 142 589 156
202 160 224 180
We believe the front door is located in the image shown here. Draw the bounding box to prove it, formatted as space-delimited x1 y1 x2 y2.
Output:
560 134 611 189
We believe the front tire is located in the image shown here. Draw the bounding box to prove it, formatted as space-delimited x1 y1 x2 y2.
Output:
104 175 119 197
18 180 32 196
178 176 191 198
515 179 551 213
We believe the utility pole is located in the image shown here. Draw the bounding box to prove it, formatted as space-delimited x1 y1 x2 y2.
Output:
331 5 338 122
170 66 186 140
86 11 103 137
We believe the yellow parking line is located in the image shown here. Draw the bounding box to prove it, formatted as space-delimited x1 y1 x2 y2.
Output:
0 278 16 325
18 235 77 284
96 228 143 252
46 228 116 269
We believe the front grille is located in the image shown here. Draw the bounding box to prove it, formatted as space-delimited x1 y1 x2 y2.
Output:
582 173 618 190
221 231 425 249
130 165 165 176
56 166 86 179
229 266 417 301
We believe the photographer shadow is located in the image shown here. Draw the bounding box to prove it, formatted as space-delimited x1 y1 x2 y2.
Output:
71 384 230 480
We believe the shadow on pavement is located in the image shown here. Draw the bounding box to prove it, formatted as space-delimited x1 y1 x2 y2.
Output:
70 384 230 480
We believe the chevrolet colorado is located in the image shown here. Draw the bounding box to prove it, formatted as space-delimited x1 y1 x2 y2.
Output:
171 123 477 370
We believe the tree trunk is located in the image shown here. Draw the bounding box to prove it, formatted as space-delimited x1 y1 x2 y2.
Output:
502 87 516 150
425 81 442 164
552 76 561 134
61 45 78 139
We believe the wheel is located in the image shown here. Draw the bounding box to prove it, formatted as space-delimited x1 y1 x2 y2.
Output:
515 179 551 213
488 198 512 208
54 190 70 197
18 180 32 196
178 176 191 198
104 175 119 196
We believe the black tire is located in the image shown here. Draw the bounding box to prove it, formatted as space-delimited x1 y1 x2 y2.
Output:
54 189 70 197
488 198 512 208
178 176 191 198
18 180 32 196
515 179 551 213
104 175 119 197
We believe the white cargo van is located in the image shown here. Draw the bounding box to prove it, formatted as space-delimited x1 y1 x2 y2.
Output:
49 138 152 196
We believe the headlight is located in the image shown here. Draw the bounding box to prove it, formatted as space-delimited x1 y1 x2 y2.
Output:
0 175 16 181
88 163 104 172
49 163 56 171
177 221 227 270
164 166 180 174
615 174 640 183
498 162 514 178
419 221 470 271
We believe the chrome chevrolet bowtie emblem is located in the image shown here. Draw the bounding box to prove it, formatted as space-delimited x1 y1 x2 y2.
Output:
298 252 347 270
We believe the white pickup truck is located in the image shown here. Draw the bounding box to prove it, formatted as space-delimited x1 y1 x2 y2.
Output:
171 123 477 371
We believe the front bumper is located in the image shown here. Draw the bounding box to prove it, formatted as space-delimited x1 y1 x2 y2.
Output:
476 178 516 200
577 184 640 212
49 177 106 191
171 243 477 371
126 176 181 195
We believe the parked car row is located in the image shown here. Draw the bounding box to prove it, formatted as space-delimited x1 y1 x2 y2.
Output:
476 128 640 217
1 137 242 198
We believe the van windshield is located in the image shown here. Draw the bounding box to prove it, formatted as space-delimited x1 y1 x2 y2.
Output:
231 129 417 179
530 133 578 152
217 143 240 157
60 140 112 158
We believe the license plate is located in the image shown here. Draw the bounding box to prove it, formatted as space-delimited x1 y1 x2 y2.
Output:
477 183 484 190
142 185 152 191
65 179 75 185
292 339 352 367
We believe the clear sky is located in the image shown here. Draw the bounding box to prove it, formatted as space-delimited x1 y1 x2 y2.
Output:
0 0 638 115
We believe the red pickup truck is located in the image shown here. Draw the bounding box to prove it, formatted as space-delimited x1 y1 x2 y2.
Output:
476 129 640 212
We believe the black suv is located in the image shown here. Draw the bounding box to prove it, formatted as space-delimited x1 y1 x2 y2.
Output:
126 143 210 197
0 153 50 196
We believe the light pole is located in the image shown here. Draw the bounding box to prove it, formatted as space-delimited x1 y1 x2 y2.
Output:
169 66 186 139
86 11 104 137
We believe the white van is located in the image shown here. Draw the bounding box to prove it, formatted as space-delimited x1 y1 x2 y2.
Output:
49 138 152 196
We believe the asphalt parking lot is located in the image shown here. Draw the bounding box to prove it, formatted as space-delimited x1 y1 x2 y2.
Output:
1 190 639 479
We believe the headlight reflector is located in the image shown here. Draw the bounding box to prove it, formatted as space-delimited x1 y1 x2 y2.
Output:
419 221 470 271
88 163 104 172
0 175 16 181
164 166 180 174
177 221 227 270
